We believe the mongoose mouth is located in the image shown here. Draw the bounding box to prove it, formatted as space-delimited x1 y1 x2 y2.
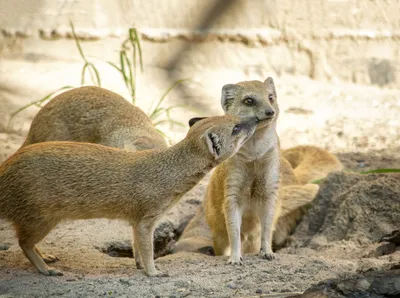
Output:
256 116 274 127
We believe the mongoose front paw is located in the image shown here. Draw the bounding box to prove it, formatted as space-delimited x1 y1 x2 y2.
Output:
226 256 243 266
260 250 275 260
42 254 59 263
146 270 169 277
40 267 63 276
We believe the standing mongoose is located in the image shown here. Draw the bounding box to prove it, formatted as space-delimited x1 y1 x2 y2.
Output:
190 78 343 265
20 86 167 151
173 148 342 255
0 115 258 276
206 77 282 264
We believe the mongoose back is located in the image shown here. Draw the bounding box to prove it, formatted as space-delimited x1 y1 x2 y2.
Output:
0 115 258 276
21 86 167 151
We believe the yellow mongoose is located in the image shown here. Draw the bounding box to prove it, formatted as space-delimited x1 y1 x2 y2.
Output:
19 86 167 269
0 115 258 276
173 145 342 254
20 86 167 151
179 78 343 264
207 77 282 264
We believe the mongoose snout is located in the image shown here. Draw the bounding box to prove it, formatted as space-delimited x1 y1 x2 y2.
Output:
0 115 257 277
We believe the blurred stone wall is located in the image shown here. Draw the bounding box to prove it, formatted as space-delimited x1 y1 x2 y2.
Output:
1 0 399 87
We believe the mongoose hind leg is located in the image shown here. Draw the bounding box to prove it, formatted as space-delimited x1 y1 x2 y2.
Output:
15 222 62 276
35 247 59 263
212 235 230 257
135 221 168 277
132 227 144 269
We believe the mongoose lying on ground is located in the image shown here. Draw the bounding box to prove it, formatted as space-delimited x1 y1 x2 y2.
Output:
19 86 167 269
20 86 167 151
0 115 258 276
175 78 343 264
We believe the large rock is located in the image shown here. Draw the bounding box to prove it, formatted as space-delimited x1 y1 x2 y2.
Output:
294 267 400 298
290 172 400 248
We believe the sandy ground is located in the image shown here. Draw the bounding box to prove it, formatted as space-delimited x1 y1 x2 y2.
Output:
0 62 399 297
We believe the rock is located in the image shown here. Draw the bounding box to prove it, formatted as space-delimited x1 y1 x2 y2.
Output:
379 230 400 245
293 172 400 246
227 282 237 290
296 268 400 297
0 244 9 251
374 242 396 257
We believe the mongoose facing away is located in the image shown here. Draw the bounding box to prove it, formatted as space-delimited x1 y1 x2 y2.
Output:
0 115 258 276
21 86 167 151
206 77 282 264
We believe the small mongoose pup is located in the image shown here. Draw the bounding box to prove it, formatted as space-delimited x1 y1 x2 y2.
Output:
20 86 167 151
0 115 258 276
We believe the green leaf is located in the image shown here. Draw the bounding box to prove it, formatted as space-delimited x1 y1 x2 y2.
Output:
149 79 191 117
359 168 400 174
69 21 87 62
81 62 89 85
88 63 101 87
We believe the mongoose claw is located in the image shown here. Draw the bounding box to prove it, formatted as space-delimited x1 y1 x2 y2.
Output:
43 268 63 276
147 271 169 277
260 250 275 260
42 254 59 263
226 257 243 266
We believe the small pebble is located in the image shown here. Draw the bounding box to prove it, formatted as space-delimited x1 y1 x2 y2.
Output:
227 282 237 290
0 244 9 251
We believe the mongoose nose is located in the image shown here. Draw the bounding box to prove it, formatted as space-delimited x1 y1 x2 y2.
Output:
265 110 275 117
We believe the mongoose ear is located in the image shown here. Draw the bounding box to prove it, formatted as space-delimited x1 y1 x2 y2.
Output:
204 131 221 159
264 77 277 96
221 84 241 111
189 117 208 127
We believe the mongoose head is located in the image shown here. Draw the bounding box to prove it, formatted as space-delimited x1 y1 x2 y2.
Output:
188 115 258 161
220 77 279 129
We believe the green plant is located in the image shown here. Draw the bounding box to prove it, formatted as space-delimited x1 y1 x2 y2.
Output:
107 28 143 104
8 22 189 136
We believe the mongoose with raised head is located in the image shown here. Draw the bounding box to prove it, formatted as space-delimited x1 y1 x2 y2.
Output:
207 77 282 264
0 115 258 276
182 78 343 264
20 86 167 151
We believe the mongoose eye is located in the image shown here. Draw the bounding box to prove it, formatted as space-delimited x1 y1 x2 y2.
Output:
268 94 274 102
232 125 242 135
243 98 255 106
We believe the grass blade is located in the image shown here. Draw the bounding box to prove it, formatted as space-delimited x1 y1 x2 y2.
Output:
149 79 191 118
81 62 89 85
69 21 87 62
130 28 143 72
88 63 102 87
